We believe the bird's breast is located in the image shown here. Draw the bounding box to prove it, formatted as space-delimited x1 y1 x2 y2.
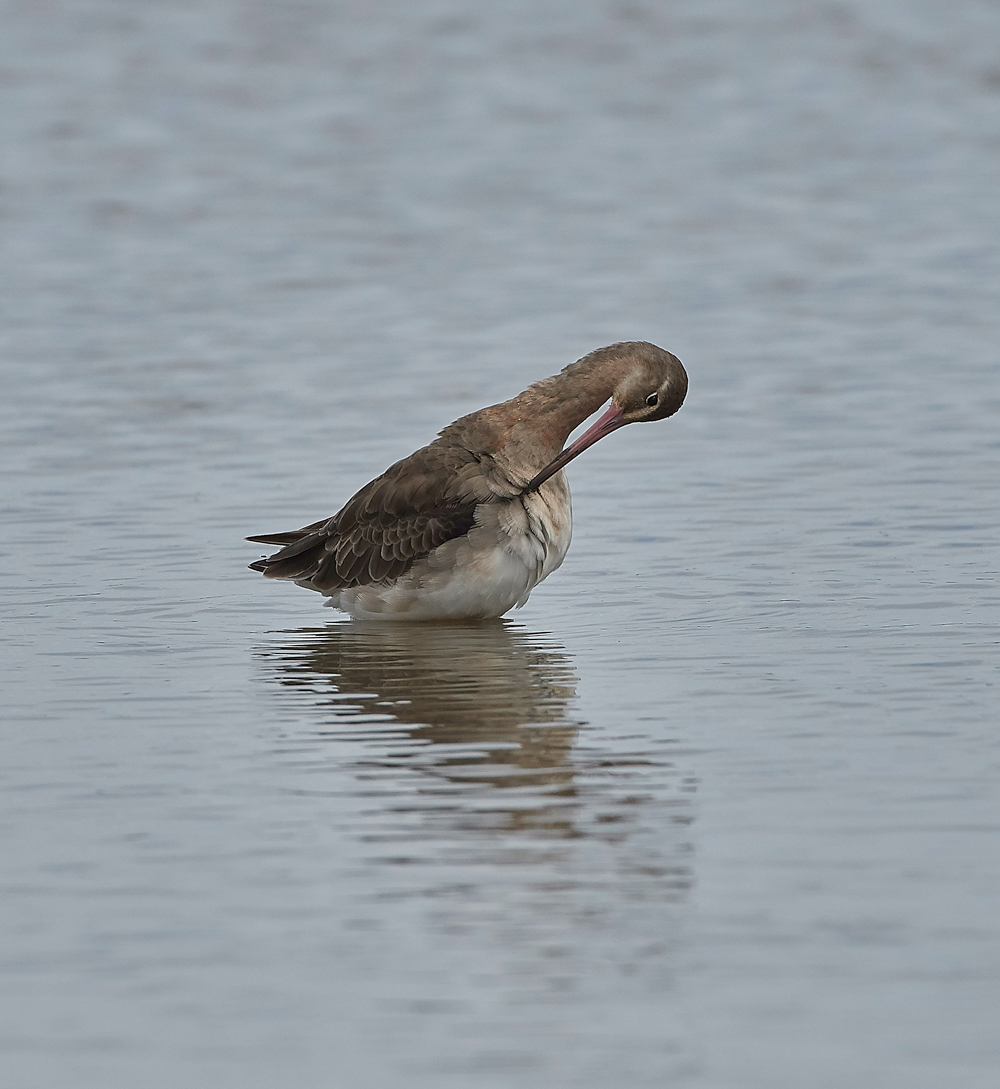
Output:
493 472 573 590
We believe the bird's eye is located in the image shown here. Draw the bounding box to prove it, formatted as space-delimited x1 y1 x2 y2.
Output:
645 393 659 407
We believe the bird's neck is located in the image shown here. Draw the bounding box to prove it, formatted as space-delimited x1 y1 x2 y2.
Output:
477 353 631 484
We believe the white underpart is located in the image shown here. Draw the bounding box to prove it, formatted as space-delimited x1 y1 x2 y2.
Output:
324 473 573 621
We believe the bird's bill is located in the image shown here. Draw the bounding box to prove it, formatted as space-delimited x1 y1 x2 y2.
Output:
524 402 627 492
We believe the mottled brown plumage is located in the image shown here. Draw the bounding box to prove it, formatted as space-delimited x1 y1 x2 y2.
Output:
248 341 687 619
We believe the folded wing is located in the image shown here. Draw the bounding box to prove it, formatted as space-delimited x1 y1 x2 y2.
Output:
247 442 489 593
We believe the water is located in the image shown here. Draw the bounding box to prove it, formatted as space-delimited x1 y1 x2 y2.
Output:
2 1 999 1086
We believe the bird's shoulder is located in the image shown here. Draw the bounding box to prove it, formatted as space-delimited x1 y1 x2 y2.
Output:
333 431 516 527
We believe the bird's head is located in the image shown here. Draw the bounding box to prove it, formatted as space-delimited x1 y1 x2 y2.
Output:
525 342 688 492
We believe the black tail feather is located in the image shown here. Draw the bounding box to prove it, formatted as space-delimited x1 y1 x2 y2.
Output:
247 529 332 582
246 531 305 546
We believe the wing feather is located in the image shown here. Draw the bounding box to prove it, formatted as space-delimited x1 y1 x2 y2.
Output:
246 441 490 592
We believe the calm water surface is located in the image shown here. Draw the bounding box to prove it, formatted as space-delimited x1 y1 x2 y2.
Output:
2 2 999 1087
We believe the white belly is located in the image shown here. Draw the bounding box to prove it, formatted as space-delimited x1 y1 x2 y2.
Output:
326 474 573 621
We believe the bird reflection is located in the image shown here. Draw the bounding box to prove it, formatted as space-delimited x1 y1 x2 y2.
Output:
255 620 584 837
256 621 693 1042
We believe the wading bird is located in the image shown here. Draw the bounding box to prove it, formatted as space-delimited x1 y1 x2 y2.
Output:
248 341 687 620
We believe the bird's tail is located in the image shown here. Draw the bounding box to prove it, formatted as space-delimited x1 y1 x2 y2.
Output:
246 531 306 546
246 518 331 580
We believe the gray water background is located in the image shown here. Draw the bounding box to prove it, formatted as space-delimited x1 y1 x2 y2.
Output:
1 1 999 1086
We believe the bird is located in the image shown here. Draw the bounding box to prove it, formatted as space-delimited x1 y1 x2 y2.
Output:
247 340 687 621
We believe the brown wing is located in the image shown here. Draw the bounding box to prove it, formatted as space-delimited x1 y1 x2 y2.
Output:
247 442 491 593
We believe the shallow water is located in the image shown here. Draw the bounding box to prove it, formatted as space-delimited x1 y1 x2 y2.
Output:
2 1 999 1087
